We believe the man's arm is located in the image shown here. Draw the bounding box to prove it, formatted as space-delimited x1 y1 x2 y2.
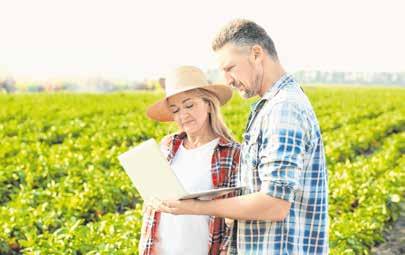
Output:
199 191 291 221
161 190 290 221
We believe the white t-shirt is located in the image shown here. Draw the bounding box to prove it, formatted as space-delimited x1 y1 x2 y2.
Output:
157 138 219 255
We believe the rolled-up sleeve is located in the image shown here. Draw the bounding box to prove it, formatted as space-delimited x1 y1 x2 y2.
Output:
258 101 305 202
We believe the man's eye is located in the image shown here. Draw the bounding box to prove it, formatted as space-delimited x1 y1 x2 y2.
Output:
170 108 179 114
185 104 193 109
226 66 234 72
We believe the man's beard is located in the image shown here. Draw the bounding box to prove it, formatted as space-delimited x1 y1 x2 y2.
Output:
237 75 261 99
239 88 254 99
234 81 253 99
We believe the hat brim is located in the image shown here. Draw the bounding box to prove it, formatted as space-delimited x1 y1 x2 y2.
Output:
146 84 232 122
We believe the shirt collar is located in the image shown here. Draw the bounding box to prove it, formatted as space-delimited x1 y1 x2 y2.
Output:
262 73 294 101
244 74 295 132
172 131 234 148
248 73 294 114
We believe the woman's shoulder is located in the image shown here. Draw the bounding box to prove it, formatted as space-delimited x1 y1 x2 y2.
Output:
230 142 241 155
159 132 185 148
218 137 241 152
160 134 172 148
229 140 241 150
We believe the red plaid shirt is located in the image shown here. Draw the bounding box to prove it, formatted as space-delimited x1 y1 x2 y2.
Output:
138 132 241 255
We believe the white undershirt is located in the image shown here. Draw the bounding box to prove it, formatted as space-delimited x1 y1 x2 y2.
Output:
157 138 219 255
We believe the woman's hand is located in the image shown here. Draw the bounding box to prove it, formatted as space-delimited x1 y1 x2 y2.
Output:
142 197 164 214
141 198 152 214
147 197 201 215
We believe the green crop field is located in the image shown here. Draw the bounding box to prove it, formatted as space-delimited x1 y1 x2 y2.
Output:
1 86 404 254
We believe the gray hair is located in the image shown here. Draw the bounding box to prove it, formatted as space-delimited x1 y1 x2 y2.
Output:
212 19 278 60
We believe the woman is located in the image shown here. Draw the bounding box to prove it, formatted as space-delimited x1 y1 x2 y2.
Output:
139 66 240 255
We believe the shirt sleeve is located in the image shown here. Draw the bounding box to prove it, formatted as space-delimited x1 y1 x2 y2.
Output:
258 101 306 202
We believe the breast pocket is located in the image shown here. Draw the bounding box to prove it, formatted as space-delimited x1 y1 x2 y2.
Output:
242 131 260 168
241 131 263 193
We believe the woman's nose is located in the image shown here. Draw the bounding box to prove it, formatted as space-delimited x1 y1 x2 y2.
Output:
179 109 190 119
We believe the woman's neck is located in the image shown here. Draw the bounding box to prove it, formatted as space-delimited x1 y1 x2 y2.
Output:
184 127 218 149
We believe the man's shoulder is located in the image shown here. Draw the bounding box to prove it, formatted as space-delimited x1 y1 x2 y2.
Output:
258 83 320 133
264 82 314 118
273 82 307 105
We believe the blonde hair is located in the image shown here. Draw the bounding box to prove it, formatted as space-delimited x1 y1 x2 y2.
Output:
185 88 235 141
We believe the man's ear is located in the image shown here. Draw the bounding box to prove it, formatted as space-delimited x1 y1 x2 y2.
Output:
250 44 264 63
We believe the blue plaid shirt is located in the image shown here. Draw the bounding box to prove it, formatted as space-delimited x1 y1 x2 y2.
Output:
229 74 328 254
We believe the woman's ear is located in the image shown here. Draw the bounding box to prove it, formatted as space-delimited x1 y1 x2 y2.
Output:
203 99 211 112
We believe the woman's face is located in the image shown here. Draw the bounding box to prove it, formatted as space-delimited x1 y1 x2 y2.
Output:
167 91 210 135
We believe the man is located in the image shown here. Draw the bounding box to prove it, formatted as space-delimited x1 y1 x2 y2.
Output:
155 19 328 254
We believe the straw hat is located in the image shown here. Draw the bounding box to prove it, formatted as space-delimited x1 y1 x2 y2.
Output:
146 66 232 122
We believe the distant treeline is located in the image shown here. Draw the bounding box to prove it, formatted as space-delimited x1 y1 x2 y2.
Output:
293 70 405 86
1 70 404 93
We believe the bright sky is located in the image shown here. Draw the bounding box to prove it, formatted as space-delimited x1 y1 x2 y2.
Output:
0 0 404 80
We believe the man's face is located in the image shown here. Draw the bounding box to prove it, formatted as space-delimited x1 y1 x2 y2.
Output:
217 43 262 99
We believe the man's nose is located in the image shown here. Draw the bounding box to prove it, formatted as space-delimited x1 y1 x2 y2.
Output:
224 72 235 87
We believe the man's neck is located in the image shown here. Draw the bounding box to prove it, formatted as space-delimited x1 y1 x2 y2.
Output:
259 61 286 97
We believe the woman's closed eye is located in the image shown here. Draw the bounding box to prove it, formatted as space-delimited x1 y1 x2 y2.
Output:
169 102 193 114
184 103 193 109
170 107 180 114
